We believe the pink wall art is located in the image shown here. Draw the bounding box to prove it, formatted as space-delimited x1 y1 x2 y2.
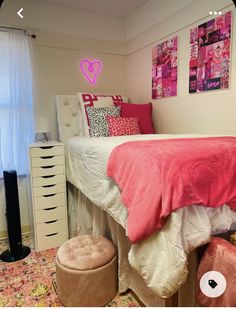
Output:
80 59 102 85
152 36 178 100
189 11 231 93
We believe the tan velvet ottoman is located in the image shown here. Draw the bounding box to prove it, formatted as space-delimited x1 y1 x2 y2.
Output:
56 234 117 307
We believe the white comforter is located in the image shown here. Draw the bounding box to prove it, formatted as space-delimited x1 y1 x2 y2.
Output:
65 134 236 298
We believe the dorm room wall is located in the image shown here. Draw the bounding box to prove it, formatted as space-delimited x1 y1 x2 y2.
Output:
0 0 126 237
126 0 236 135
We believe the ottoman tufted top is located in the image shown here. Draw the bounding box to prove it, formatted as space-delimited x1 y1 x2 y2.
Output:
56 235 116 270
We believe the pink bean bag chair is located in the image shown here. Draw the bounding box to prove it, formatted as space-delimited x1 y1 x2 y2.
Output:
196 237 236 306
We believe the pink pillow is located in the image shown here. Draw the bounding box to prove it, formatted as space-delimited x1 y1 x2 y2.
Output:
107 116 141 136
114 102 155 134
77 92 128 136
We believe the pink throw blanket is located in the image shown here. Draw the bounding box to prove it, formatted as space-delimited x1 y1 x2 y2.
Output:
107 137 236 243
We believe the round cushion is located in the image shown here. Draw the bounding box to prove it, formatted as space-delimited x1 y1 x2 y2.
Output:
57 234 116 270
56 234 117 307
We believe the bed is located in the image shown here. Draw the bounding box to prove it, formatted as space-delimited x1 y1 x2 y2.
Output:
56 95 236 306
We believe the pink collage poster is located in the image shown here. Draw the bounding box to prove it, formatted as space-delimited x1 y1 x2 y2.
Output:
152 36 178 99
189 11 231 93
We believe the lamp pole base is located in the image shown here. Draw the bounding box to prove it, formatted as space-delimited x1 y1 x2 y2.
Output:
0 246 31 262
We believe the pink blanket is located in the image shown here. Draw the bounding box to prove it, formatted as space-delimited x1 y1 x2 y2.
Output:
107 137 236 243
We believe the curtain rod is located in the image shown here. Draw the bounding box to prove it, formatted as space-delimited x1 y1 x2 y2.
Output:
0 25 25 31
0 25 36 38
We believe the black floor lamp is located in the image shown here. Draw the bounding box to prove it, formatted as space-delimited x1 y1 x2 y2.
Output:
0 170 31 262
0 0 5 8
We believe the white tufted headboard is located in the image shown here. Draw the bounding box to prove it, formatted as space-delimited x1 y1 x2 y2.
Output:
56 95 85 143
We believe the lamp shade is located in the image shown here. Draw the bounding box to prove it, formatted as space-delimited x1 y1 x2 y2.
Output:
35 117 50 133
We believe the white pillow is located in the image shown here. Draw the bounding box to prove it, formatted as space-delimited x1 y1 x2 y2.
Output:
77 92 128 136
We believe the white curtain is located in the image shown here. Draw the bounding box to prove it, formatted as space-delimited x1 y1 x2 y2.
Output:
0 30 34 176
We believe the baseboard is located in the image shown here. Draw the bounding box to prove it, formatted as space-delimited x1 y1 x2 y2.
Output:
0 225 30 240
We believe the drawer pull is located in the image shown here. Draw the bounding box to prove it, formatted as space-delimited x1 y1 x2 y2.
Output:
40 156 54 159
46 232 58 237
43 193 56 197
42 184 55 188
45 220 58 224
44 207 57 211
40 146 53 149
41 165 55 169
42 175 55 179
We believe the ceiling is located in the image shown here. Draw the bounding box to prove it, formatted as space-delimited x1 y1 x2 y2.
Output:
31 0 150 18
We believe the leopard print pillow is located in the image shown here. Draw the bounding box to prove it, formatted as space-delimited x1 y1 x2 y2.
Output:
86 106 120 137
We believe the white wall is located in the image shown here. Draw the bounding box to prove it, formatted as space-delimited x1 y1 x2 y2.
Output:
0 0 125 41
126 0 236 135
33 33 126 140
0 0 127 236
125 0 195 40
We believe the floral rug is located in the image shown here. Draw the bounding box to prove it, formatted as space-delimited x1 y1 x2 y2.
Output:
0 234 140 307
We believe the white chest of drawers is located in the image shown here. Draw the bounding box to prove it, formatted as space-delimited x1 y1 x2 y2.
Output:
29 141 68 251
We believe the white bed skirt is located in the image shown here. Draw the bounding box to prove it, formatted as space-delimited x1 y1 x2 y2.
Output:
67 182 198 307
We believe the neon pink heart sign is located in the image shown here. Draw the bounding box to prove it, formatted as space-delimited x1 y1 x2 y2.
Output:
80 59 102 85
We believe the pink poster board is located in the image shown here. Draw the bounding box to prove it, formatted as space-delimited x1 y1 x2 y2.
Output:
152 36 178 100
189 11 231 93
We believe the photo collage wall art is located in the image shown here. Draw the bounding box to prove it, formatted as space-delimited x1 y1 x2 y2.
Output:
152 36 178 99
189 11 231 93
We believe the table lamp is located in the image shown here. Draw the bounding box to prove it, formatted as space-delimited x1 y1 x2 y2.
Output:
35 117 50 142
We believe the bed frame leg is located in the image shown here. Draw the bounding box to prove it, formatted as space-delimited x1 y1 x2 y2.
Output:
166 291 178 307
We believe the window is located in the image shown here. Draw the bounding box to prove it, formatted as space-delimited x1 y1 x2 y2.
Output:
0 30 34 176
0 33 9 106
